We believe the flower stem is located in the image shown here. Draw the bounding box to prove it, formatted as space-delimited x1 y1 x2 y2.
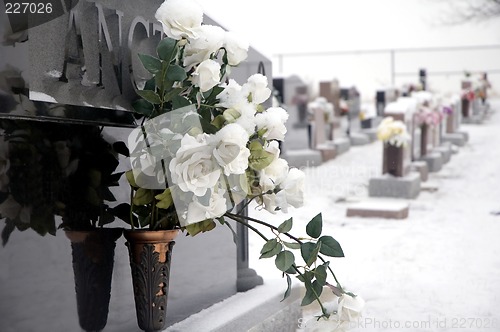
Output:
224 212 268 242
129 187 135 230
224 212 330 318
225 212 344 290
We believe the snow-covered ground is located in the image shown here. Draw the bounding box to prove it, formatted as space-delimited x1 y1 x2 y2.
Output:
248 100 500 332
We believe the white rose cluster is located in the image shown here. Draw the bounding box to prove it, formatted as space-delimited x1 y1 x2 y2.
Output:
376 117 411 147
129 0 305 228
155 0 249 92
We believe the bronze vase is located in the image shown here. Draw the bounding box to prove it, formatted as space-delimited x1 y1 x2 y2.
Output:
65 228 123 332
124 229 179 332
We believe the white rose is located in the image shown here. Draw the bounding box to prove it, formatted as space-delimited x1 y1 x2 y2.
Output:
185 189 227 225
259 157 289 193
223 31 249 66
242 74 271 104
184 25 225 69
192 59 221 93
255 107 289 140
337 294 365 322
212 123 250 176
216 79 247 109
275 168 305 212
155 0 203 40
235 104 257 135
169 133 221 197
261 193 278 214
263 140 281 160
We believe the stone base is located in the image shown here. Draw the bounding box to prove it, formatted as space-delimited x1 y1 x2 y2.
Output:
316 144 337 162
420 152 443 172
283 149 323 168
368 172 421 199
362 128 378 142
237 268 264 292
458 130 469 143
433 144 452 164
166 281 302 332
462 116 483 124
349 132 371 146
333 137 351 155
442 133 465 147
411 161 428 182
346 200 409 219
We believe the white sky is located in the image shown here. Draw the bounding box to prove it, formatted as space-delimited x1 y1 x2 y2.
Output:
196 0 500 97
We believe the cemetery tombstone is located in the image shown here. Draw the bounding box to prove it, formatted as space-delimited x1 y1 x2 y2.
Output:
0 1 277 330
319 80 350 155
309 99 336 161
368 101 421 199
441 94 467 147
345 86 370 145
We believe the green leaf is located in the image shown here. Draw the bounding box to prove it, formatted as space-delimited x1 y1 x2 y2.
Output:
211 115 226 129
144 77 156 91
167 64 187 82
318 236 344 257
248 141 274 170
281 274 292 302
185 219 216 236
314 265 327 286
296 270 314 283
171 95 191 110
137 90 161 104
301 241 321 267
260 238 282 259
113 141 129 157
132 99 154 116
301 280 323 306
110 203 136 225
138 54 162 74
2 219 16 246
306 213 322 238
275 250 295 272
157 37 177 61
126 170 138 188
278 217 293 233
283 241 301 250
155 188 173 209
132 188 154 206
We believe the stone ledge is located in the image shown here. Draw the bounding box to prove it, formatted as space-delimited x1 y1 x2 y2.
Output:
346 200 410 219
349 132 371 146
433 145 451 164
411 161 428 182
420 152 443 173
368 172 421 199
333 137 351 155
442 133 465 147
362 128 379 142
165 280 302 332
283 149 323 168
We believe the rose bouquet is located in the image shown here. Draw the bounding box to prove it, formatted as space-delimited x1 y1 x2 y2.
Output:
377 117 410 147
115 0 360 321
415 106 442 127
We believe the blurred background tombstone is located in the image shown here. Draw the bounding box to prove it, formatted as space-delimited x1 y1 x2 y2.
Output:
368 99 421 199
275 76 322 168
320 80 350 155
344 86 370 145
419 68 427 91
